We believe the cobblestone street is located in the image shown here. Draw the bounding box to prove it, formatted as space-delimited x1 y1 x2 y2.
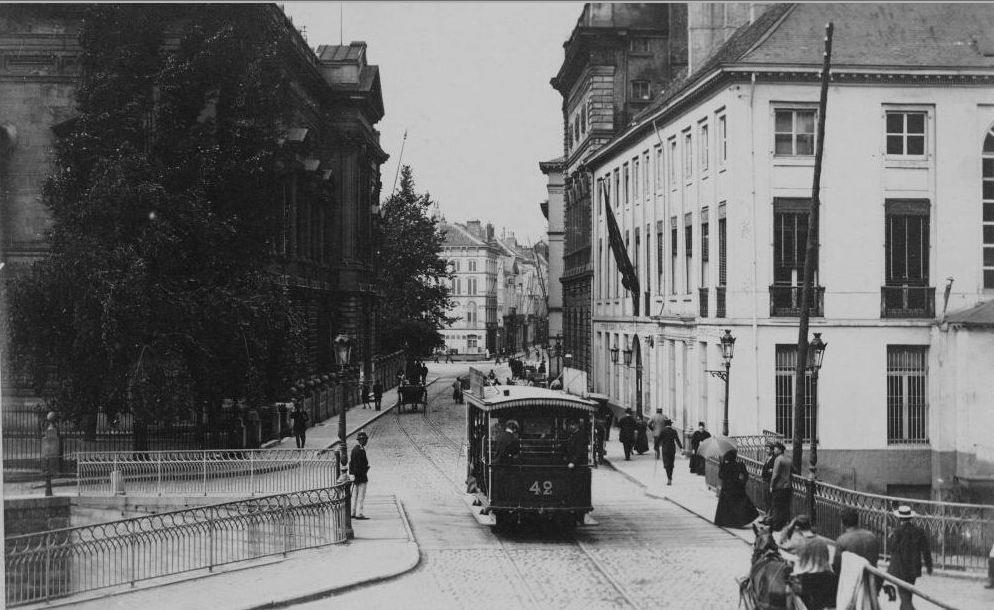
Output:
296 367 751 609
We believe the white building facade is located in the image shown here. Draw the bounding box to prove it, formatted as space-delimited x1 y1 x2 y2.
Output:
588 3 994 500
440 221 500 357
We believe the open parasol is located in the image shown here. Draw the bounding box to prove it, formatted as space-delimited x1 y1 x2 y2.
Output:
697 435 737 460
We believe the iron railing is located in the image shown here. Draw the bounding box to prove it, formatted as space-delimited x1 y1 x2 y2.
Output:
4 483 352 607
769 285 825 317
716 286 726 318
880 285 935 319
698 287 709 318
76 449 340 497
705 455 994 572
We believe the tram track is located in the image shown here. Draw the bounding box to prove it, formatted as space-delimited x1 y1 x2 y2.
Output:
394 374 643 610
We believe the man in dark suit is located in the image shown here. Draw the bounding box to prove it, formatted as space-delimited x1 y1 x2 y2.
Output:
617 408 636 461
349 431 370 519
834 508 881 593
658 418 683 485
493 420 520 465
563 420 588 468
887 505 932 610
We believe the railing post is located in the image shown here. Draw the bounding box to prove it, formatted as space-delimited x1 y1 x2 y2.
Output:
807 476 817 527
208 506 215 572
156 453 162 495
249 451 255 495
202 451 207 496
44 531 52 601
282 496 289 557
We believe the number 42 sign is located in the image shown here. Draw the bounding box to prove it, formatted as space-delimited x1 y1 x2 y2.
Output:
529 480 553 495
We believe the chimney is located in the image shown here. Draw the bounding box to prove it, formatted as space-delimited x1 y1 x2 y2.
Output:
466 220 483 238
687 2 755 74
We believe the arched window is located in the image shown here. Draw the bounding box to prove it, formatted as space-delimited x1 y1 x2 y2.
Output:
467 301 478 326
983 128 994 288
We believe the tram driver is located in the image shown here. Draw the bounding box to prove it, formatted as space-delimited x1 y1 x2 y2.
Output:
493 419 520 465
563 420 587 469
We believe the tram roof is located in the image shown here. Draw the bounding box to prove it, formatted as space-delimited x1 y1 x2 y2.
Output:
464 386 597 413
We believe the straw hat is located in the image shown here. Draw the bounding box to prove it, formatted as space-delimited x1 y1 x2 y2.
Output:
894 505 915 519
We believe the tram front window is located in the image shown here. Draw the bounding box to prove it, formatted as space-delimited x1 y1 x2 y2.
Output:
521 418 554 440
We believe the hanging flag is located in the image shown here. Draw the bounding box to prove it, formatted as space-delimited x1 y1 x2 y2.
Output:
601 180 640 315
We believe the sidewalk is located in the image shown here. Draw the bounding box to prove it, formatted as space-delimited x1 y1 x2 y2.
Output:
603 450 994 610
12 380 437 609
23 494 419 610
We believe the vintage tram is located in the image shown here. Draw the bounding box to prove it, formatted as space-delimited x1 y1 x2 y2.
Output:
464 381 597 529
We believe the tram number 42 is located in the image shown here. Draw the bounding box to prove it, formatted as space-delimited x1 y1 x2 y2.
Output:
528 480 554 496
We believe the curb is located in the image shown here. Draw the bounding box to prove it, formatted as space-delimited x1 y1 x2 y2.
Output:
244 498 422 609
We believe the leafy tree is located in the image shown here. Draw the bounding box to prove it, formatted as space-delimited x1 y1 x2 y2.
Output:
376 166 454 357
6 5 308 446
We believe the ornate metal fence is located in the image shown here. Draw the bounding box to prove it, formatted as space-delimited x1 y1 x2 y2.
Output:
705 455 994 572
4 483 352 607
76 450 340 497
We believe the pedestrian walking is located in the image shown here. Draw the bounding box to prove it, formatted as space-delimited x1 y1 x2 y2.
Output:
760 441 776 521
634 415 649 455
617 408 636 460
713 448 758 528
452 379 463 404
445 351 454 364
887 505 933 610
657 418 683 485
433 351 439 364
289 402 309 449
648 408 667 459
833 508 882 595
689 421 712 475
420 361 428 385
350 431 370 519
768 442 792 531
372 381 383 411
361 381 371 409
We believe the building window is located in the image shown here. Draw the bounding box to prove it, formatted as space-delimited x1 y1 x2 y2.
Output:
634 229 641 291
467 334 478 349
656 221 665 295
596 177 603 216
581 106 587 134
700 220 709 287
574 115 581 143
683 131 693 179
775 345 812 441
633 158 640 201
668 138 677 186
642 152 650 199
774 109 816 156
887 346 929 444
670 218 678 295
718 216 727 286
982 128 994 288
632 80 650 100
717 114 727 166
699 122 709 172
629 37 650 53
613 169 620 208
654 145 663 191
469 260 477 272
623 163 630 205
467 302 477 325
598 238 604 299
886 111 926 156
455 278 462 294
773 199 816 287
885 200 929 286
684 214 693 293
468 277 477 294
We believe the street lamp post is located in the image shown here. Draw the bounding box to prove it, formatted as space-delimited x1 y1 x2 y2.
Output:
333 334 353 464
706 329 736 436
807 332 827 478
622 338 644 420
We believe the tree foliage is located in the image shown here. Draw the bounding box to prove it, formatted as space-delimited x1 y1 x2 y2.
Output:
376 166 453 356
6 5 307 436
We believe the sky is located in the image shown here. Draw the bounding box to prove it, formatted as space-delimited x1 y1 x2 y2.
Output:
282 1 584 244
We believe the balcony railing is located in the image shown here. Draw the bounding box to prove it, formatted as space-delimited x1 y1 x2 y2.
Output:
716 286 726 318
881 285 935 318
698 287 709 318
769 285 825 317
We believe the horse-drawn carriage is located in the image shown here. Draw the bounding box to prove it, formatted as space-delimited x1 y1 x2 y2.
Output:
396 383 428 413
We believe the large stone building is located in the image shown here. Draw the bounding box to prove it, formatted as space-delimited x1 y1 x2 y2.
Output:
551 3 688 389
0 5 386 397
439 220 500 357
539 157 565 344
588 2 994 501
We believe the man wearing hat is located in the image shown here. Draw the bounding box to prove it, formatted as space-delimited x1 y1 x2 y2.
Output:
887 505 932 609
494 420 520 464
617 408 637 461
768 442 793 531
349 431 371 519
657 417 683 485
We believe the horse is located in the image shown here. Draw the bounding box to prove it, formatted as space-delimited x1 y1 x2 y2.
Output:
739 523 801 610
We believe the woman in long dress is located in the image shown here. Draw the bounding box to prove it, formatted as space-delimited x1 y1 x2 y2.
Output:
714 448 759 528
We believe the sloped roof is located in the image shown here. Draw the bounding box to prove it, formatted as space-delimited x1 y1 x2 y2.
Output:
741 3 994 69
946 300 994 327
440 221 486 248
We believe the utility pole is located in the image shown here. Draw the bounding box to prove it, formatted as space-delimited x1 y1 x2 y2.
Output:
792 23 834 474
